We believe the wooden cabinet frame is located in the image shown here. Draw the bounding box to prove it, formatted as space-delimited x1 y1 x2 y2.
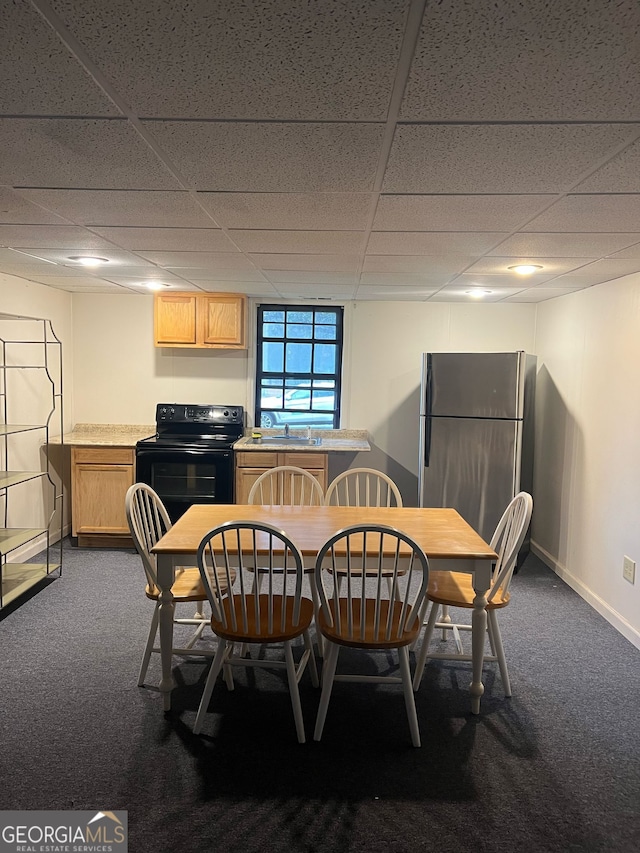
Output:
235 451 327 504
155 292 247 349
71 447 134 547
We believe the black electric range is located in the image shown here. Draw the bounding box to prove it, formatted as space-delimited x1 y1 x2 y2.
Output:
135 403 244 522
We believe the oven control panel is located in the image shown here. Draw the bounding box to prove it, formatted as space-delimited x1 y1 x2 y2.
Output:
156 404 244 424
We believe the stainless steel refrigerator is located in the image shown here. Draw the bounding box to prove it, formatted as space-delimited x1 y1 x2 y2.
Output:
418 351 536 549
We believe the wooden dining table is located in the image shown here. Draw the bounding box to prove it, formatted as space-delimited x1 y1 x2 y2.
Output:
151 503 498 714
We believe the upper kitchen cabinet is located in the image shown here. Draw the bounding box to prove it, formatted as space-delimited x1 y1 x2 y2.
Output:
154 292 247 349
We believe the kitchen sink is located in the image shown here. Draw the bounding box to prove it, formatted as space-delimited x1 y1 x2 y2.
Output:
249 436 322 446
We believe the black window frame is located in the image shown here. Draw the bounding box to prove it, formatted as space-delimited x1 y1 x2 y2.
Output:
255 304 343 430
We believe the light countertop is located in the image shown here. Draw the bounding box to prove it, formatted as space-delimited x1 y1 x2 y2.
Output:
233 429 370 453
51 424 155 447
51 425 370 452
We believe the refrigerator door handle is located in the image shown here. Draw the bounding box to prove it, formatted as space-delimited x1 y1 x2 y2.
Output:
424 360 432 466
424 412 432 467
417 376 432 508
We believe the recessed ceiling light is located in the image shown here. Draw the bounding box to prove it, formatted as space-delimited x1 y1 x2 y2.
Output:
67 256 110 266
144 281 170 290
508 264 543 275
465 289 492 298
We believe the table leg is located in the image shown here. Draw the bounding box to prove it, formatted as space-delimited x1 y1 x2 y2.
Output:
157 553 176 711
470 558 492 715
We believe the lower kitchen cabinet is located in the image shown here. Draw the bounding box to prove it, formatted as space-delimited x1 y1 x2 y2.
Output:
71 447 134 547
235 451 328 504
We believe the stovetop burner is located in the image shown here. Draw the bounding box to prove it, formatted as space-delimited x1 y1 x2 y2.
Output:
137 403 245 450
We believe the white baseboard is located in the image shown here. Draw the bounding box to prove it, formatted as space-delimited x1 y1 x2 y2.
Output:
531 540 640 651
9 524 70 564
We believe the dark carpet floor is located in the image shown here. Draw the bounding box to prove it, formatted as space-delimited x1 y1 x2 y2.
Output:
1 542 639 853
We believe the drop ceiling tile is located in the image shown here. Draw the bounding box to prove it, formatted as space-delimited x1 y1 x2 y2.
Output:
373 195 549 231
249 254 360 272
0 271 62 285
429 286 525 302
0 248 53 265
146 122 384 192
229 230 364 254
89 227 234 252
110 282 201 293
275 285 356 300
50 0 407 120
488 232 640 258
401 0 640 121
455 274 539 289
0 189 68 225
0 120 180 189
356 291 433 302
134 252 255 272
2 276 118 292
359 272 454 286
15 190 214 227
549 271 633 287
0 261 86 278
608 241 640 259
9 247 154 268
98 265 183 277
363 255 473 275
0 225 122 251
464 257 594 279
367 231 507 255
194 281 279 296
357 285 439 298
576 136 640 192
199 193 373 230
264 271 358 285
561 258 640 281
23 276 133 291
382 124 635 194
99 271 190 287
0 0 118 116
526 194 640 231
168 268 269 283
505 287 590 302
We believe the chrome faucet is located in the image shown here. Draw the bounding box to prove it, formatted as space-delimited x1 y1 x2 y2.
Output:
284 423 290 437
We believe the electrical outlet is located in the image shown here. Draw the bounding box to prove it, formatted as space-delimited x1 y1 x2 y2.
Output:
623 556 636 584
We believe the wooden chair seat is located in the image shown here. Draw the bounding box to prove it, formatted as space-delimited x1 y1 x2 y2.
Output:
427 570 510 610
145 566 235 603
318 599 421 649
212 595 315 644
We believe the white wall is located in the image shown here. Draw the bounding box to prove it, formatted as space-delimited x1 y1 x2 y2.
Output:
71 293 249 424
533 273 640 647
344 300 537 499
0 273 73 408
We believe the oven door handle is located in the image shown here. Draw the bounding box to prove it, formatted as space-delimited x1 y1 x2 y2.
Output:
135 448 231 458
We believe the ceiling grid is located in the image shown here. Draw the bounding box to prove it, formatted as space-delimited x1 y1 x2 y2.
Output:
0 0 638 302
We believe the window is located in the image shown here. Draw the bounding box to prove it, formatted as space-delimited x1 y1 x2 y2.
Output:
255 305 343 430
